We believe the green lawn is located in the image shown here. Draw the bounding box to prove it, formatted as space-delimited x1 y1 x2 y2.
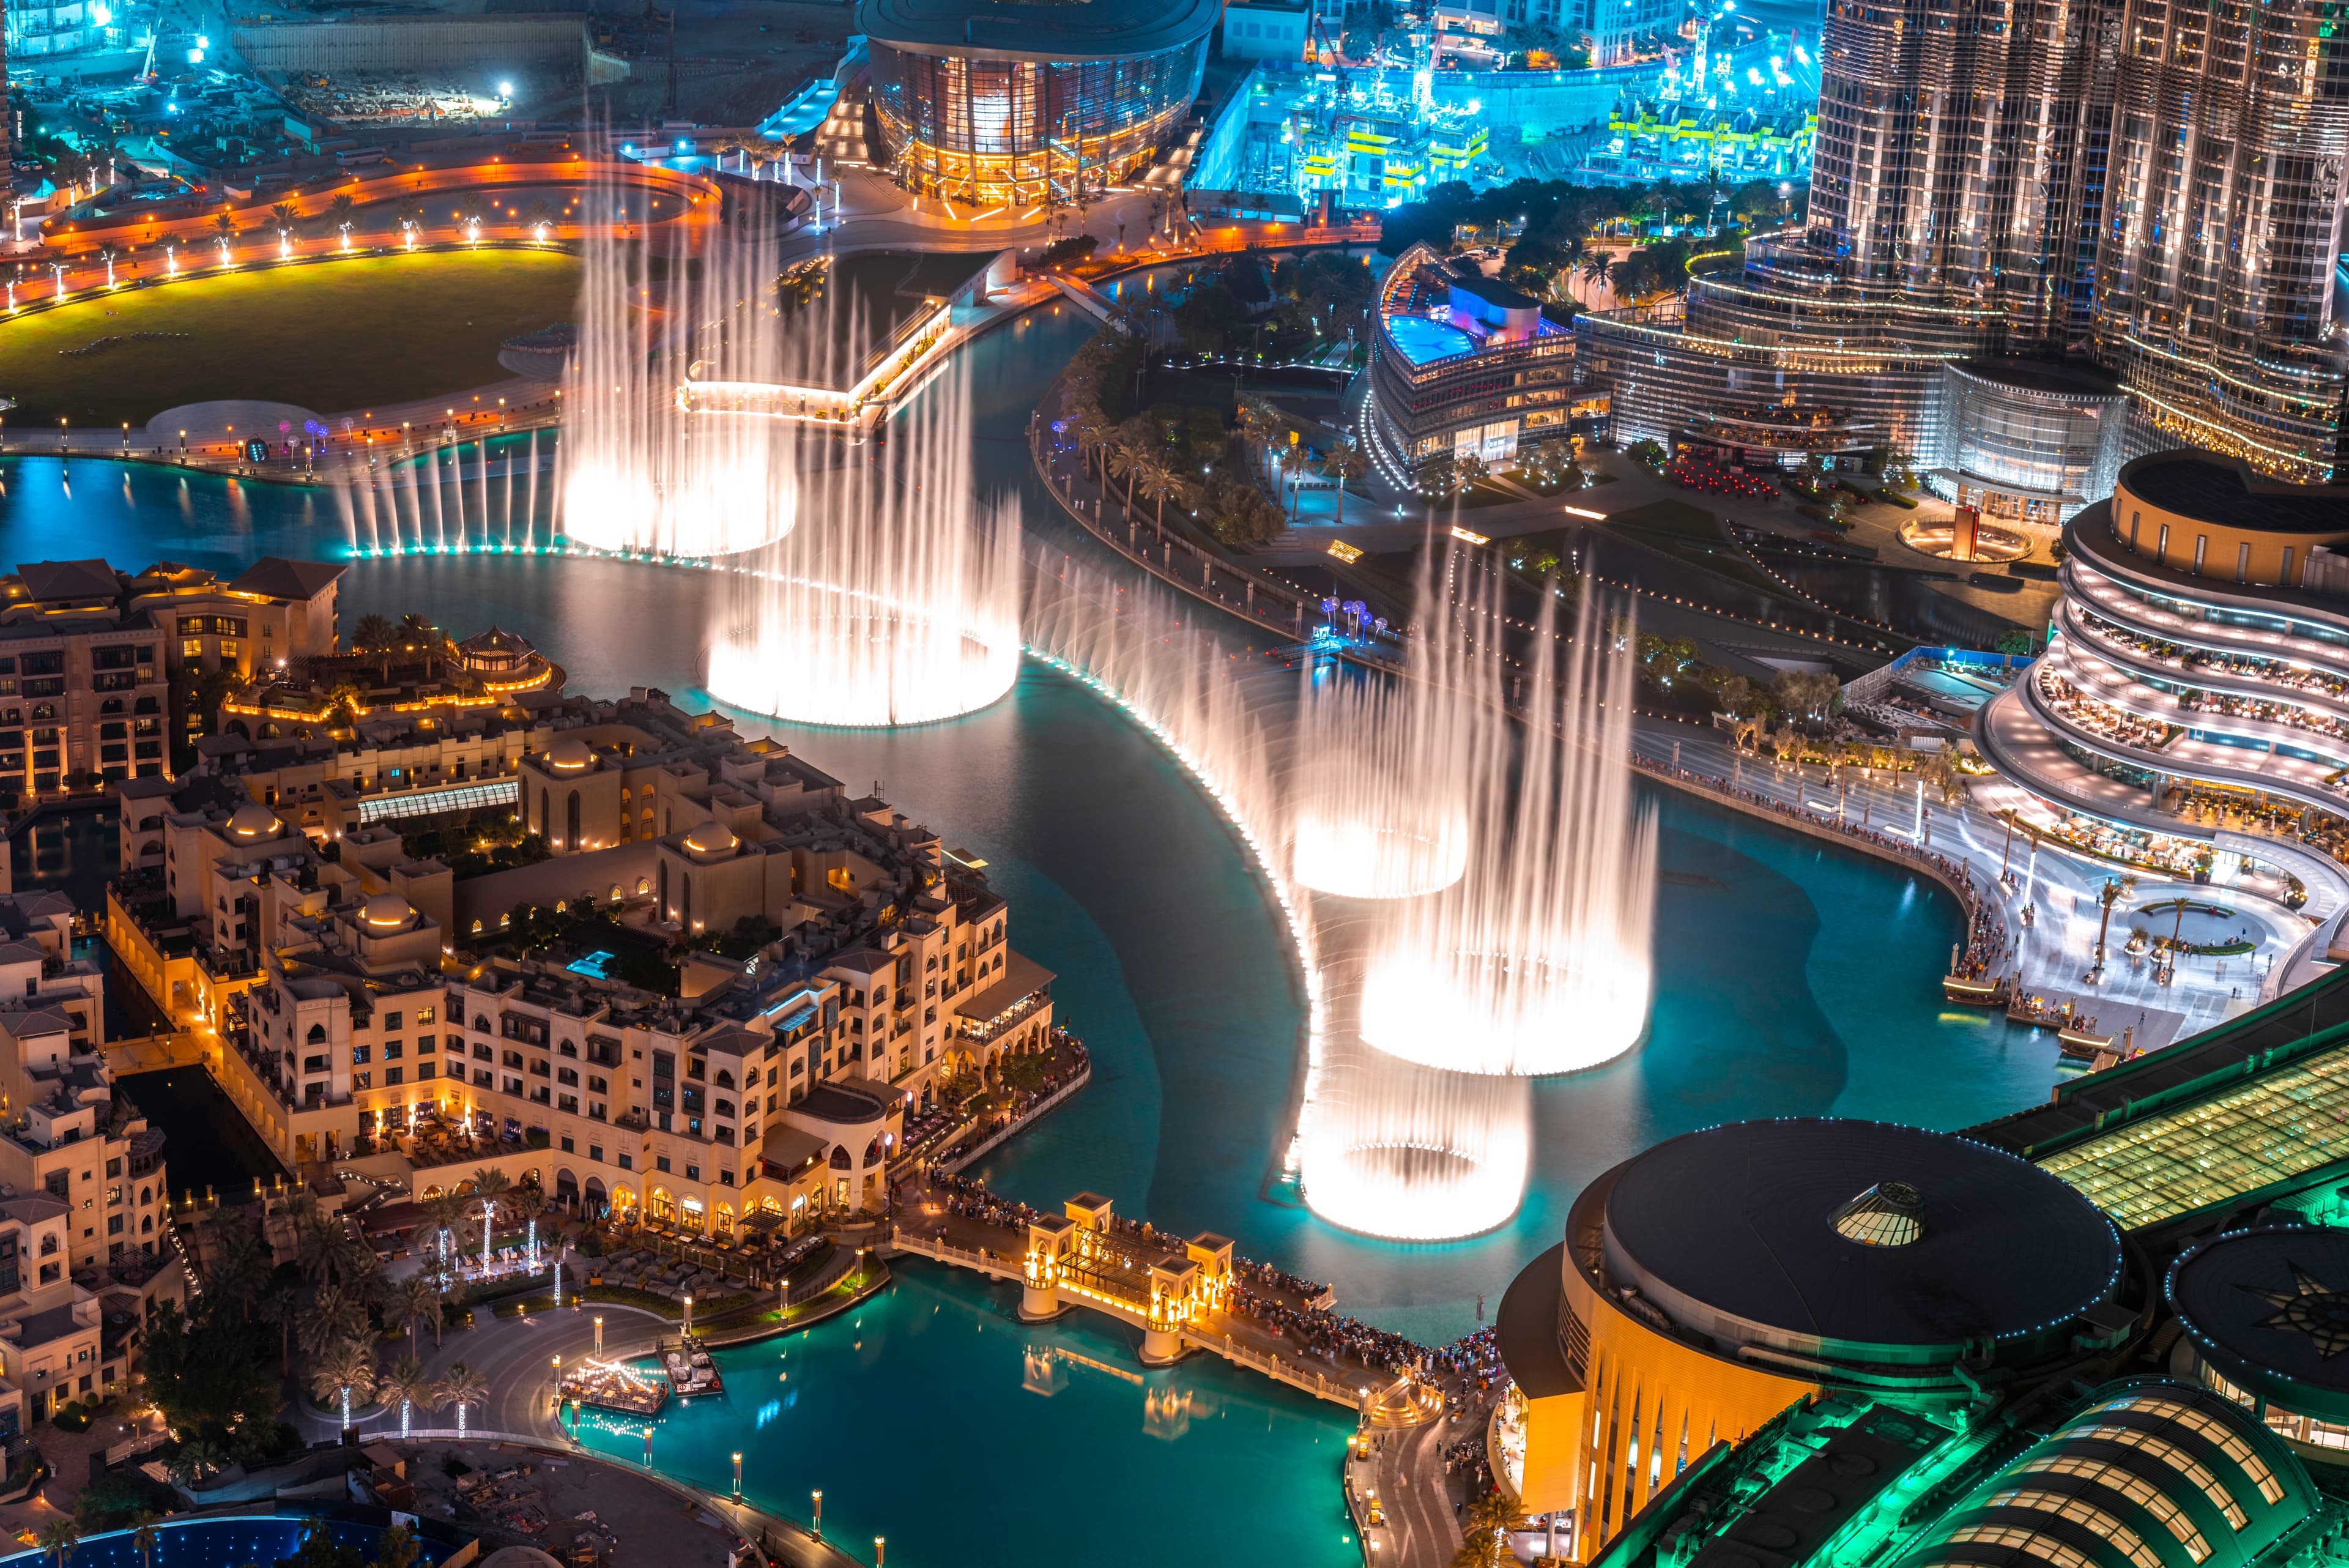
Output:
0 250 582 428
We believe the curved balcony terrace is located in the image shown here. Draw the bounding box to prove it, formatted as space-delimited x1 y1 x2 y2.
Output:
2020 652 2349 817
2043 641 2349 775
2057 597 2349 732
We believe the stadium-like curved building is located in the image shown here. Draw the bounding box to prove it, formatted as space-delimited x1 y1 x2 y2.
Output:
1976 453 2349 868
855 0 1217 204
1496 1118 2127 1562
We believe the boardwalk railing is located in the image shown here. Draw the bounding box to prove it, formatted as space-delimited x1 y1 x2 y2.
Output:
936 1062 1092 1173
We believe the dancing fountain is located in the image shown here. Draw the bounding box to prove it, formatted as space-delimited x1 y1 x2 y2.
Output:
336 429 554 555
1287 615 1477 899
1357 584 1658 1078
706 373 1022 727
554 207 798 559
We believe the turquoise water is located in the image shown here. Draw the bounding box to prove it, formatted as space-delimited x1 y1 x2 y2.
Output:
1382 313 1479 365
569 1260 1361 1565
0 303 2042 1349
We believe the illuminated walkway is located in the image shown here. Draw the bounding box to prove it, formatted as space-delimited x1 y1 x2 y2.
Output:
889 1173 1441 1429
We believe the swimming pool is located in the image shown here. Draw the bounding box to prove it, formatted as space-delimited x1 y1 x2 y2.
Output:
0 1514 464 1567
1384 313 1477 365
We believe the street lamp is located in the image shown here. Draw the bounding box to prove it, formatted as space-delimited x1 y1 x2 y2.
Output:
732 1451 742 1495
812 1490 823 1537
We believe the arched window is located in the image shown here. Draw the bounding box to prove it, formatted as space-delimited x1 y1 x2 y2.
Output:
658 861 669 919
682 872 692 929
139 1186 150 1205
539 787 549 837
714 1069 735 1088
559 1040 578 1057
39 1234 56 1256
306 1024 327 1044
566 790 581 848
141 1215 152 1233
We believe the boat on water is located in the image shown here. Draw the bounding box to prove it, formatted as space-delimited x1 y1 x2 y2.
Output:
1943 972 2011 1006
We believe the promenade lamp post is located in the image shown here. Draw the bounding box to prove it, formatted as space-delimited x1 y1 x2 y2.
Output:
58 417 67 454
593 1315 604 1353
732 1452 741 1495
551 1356 561 1416
812 1490 823 1537
684 1294 693 1335
875 1537 885 1566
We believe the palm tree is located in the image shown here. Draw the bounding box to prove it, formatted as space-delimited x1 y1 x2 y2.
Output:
269 201 297 253
256 1289 298 1375
327 191 355 247
1326 431 1368 527
2094 875 2137 965
1580 252 1613 299
436 1362 489 1438
469 1167 513 1263
166 1439 226 1487
1452 1492 1529 1568
1104 419 1156 515
373 1525 421 1568
423 1191 467 1295
35 1518 78 1568
1133 455 1195 538
206 1224 267 1320
309 1338 377 1430
349 612 395 655
394 1271 442 1355
378 1354 432 1440
127 1511 160 1568
510 1184 549 1271
209 213 236 240
298 1282 367 1358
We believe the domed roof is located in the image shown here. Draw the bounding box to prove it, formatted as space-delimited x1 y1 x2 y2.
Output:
683 820 739 859
546 736 595 771
359 893 415 931
1599 1119 2120 1362
2169 1226 2349 1422
226 801 282 841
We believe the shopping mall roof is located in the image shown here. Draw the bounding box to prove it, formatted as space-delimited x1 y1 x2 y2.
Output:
1893 1381 2314 1568
1950 355 2124 399
2169 1227 2349 1424
1601 1119 2120 1361
2121 453 2349 536
855 0 1221 61
1969 964 2349 1235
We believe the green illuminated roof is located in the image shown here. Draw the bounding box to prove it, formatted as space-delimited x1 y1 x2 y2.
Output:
1966 965 2349 1235
2032 1040 2349 1230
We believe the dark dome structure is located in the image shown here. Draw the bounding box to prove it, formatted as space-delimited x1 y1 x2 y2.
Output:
1600 1118 2124 1367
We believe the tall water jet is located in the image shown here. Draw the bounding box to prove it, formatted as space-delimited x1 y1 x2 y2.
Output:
555 187 796 558
1287 552 1480 900
706 372 1020 727
1357 578 1658 1077
1292 1036 1531 1241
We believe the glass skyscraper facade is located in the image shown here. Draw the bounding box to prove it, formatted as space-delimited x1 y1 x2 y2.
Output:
1579 0 2349 481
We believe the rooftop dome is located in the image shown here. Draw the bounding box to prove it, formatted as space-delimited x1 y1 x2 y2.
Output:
683 820 739 860
226 801 282 842
359 893 416 931
546 736 595 772
1831 1181 1926 1247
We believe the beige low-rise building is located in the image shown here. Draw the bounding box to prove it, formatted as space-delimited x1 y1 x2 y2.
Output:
105 689 1058 1236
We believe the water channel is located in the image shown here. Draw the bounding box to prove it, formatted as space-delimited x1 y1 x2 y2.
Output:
0 298 2048 1561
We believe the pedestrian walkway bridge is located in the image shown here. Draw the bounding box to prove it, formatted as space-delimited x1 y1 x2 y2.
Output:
887 1184 1437 1427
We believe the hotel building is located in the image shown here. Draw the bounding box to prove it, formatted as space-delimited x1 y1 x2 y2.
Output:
104 689 1056 1235
0 555 343 801
1975 452 2349 879
0 877 188 1438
